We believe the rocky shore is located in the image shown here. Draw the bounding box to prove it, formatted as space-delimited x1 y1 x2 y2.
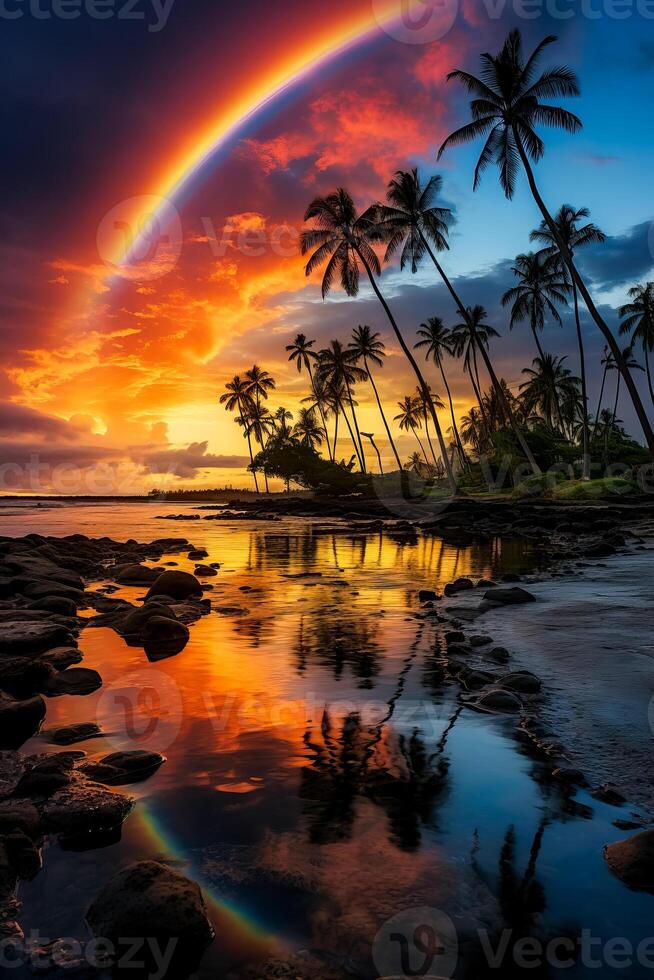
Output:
0 533 214 970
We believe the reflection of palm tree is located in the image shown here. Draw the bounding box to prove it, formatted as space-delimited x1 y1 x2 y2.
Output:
439 29 654 457
286 333 332 458
349 325 402 471
301 187 457 491
219 375 259 493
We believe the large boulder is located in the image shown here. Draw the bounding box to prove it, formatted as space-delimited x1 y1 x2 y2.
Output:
604 830 654 893
43 667 102 697
79 750 165 785
114 564 161 586
0 621 73 656
482 587 536 606
0 657 55 698
145 571 202 601
119 603 177 638
46 722 104 746
86 861 214 975
0 692 46 749
499 670 542 694
42 777 134 837
28 596 78 617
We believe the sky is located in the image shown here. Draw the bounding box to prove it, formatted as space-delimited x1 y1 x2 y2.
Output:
1 0 653 493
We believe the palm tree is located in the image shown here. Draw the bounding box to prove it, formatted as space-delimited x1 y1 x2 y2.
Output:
439 29 654 457
301 188 457 492
460 408 483 454
519 355 580 430
502 251 568 360
361 432 383 475
607 345 643 433
451 305 516 440
414 384 445 468
219 375 259 493
450 314 493 440
316 339 368 471
592 346 613 445
245 364 275 407
293 407 323 450
405 451 429 477
244 400 274 492
394 395 431 467
415 316 466 465
530 205 606 478
619 283 654 406
286 333 332 459
349 324 403 472
270 406 294 442
371 168 539 472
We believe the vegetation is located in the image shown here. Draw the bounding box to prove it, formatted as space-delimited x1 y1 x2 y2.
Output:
219 30 653 496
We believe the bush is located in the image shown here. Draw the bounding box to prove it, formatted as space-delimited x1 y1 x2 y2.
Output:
511 472 568 499
250 442 370 495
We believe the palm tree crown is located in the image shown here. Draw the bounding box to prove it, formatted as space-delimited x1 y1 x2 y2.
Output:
368 168 451 272
301 188 379 297
439 30 581 198
502 251 568 353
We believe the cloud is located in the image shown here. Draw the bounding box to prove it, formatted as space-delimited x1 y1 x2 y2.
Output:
137 441 250 479
578 220 654 290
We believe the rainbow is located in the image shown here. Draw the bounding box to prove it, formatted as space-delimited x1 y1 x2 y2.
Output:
111 2 402 270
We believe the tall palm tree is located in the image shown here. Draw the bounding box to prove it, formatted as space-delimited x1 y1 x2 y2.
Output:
439 29 654 457
316 339 368 471
460 408 483 455
592 346 613 445
301 188 457 491
519 355 580 431
619 283 654 407
371 168 539 472
219 375 259 493
414 384 444 467
450 315 492 440
245 364 275 407
394 395 430 467
348 324 402 472
270 406 294 442
415 316 466 465
501 251 568 360
530 205 606 478
606 345 643 432
405 451 429 477
451 306 516 440
293 407 323 450
244 400 274 493
286 333 332 459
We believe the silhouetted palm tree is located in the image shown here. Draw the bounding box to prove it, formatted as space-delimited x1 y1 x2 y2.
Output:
439 29 654 456
301 188 457 491
606 345 643 433
519 354 580 431
361 431 383 475
270 406 294 442
502 251 568 360
414 384 444 468
293 407 323 450
286 333 332 458
394 395 430 466
349 325 402 471
316 339 368 471
592 346 612 445
619 283 654 406
245 364 275 406
531 204 606 478
243 400 274 492
460 408 483 454
415 316 466 466
219 375 259 493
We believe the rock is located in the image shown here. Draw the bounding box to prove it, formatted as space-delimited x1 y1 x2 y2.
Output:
28 596 78 617
469 634 492 647
42 777 133 837
552 767 587 786
79 750 165 785
43 667 102 697
46 722 104 746
444 630 465 645
487 646 511 664
0 751 23 797
142 617 189 655
445 642 471 657
21 582 85 605
0 657 55 698
499 670 542 694
604 830 654 893
444 577 474 596
187 549 208 560
0 801 41 839
501 572 522 582
418 589 440 603
194 565 218 577
0 692 46 749
3 831 41 880
461 668 496 690
120 603 177 637
114 564 161 585
474 689 524 714
482 587 536 606
476 579 496 588
213 605 247 616
0 621 73 656
86 861 214 973
39 646 83 670
14 755 73 797
145 571 202 601
592 783 627 806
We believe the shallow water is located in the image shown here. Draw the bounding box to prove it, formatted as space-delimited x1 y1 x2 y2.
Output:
3 502 654 979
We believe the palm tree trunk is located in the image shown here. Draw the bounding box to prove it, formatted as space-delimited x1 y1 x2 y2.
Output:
338 396 364 470
468 354 491 438
418 229 541 474
438 356 467 466
513 129 654 459
366 358 403 472
333 411 339 460
308 362 332 460
413 430 430 468
237 395 260 494
422 411 439 466
368 437 384 475
571 275 591 480
591 361 609 446
345 378 366 473
612 374 621 427
355 247 458 494
645 349 654 407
